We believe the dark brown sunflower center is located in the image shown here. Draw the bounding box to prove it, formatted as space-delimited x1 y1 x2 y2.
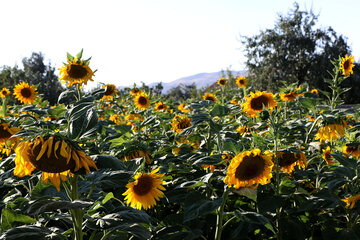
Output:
205 96 215 101
133 175 153 196
157 104 165 110
344 60 350 70
178 120 191 130
138 96 148 106
347 146 358 152
278 152 298 167
235 155 265 180
250 95 269 111
29 139 75 173
324 152 332 161
0 126 11 140
105 86 115 96
219 80 226 85
20 88 32 98
68 64 88 79
2 90 7 95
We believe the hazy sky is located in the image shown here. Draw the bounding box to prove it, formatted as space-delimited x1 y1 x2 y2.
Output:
0 0 359 89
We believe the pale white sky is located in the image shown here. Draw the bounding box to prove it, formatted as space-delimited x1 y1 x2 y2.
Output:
0 0 359 89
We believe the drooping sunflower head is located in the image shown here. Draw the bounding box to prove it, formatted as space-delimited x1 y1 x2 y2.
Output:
171 115 192 134
217 78 227 86
203 93 217 102
342 143 360 160
224 149 273 189
123 168 166 210
342 194 360 209
236 76 247 88
242 91 277 117
315 120 348 142
130 87 142 96
0 88 10 98
13 82 37 104
134 92 151 110
276 150 307 174
100 84 118 101
154 101 168 112
0 123 20 143
279 91 299 102
178 103 191 113
59 52 95 87
14 136 97 191
322 146 335 165
340 55 355 77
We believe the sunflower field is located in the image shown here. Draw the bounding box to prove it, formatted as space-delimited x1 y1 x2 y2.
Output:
0 50 359 240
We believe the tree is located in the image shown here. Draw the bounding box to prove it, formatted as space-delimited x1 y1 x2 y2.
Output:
242 3 352 98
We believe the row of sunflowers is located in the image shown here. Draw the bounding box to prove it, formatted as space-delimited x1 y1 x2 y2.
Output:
0 51 359 239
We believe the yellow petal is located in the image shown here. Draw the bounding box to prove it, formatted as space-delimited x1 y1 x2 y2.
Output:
72 151 80 171
54 140 61 158
47 137 54 158
36 139 48 161
60 140 68 158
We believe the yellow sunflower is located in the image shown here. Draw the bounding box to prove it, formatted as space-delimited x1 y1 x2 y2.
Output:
315 121 348 142
154 101 168 112
242 91 277 117
310 89 318 95
236 126 253 136
59 58 94 87
322 146 335 165
13 82 37 104
13 136 97 191
279 91 299 102
109 114 122 125
342 144 360 160
203 93 217 102
0 88 10 98
120 149 151 164
178 103 191 113
0 123 20 144
236 76 248 88
217 78 227 86
100 84 118 101
224 149 273 189
342 194 360 209
340 55 355 77
134 92 151 110
171 115 192 134
275 150 307 174
203 152 233 173
130 88 142 96
123 168 166 210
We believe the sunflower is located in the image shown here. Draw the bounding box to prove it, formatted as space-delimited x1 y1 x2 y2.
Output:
0 88 10 98
342 144 360 160
275 150 307 174
217 78 227 86
342 194 360 209
13 136 97 191
242 91 277 117
171 115 192 134
203 152 233 173
120 149 151 164
310 89 318 95
224 149 273 189
322 146 336 165
172 139 200 156
123 168 166 210
178 103 191 113
134 92 150 110
0 123 20 144
13 82 37 104
236 126 253 136
109 114 122 125
236 76 247 88
100 84 118 101
59 57 94 87
279 91 299 102
154 101 168 112
130 88 142 96
340 55 355 77
315 121 348 142
203 93 217 102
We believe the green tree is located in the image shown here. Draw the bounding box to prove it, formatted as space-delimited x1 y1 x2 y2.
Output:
242 2 353 100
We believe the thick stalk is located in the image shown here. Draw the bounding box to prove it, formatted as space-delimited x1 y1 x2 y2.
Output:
214 187 230 240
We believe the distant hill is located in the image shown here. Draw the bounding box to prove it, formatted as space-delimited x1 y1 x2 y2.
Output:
149 70 247 94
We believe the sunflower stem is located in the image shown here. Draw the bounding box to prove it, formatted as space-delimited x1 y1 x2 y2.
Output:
214 187 230 240
67 175 84 240
305 116 321 145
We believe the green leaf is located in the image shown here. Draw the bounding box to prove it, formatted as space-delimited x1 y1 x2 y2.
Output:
1 209 36 231
26 199 93 215
67 52 74 62
210 104 230 117
0 225 63 240
331 154 357 169
91 155 127 170
223 137 243 154
57 90 76 104
76 49 83 60
193 155 222 165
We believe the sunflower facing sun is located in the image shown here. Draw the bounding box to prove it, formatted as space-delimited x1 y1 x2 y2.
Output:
217 78 227 86
276 150 307 174
13 82 37 104
242 91 277 117
0 88 10 98
14 136 97 191
171 115 192 134
154 101 168 112
203 93 217 102
340 55 355 77
236 76 247 88
100 84 118 101
134 92 151 110
123 168 166 210
279 91 299 102
224 149 273 189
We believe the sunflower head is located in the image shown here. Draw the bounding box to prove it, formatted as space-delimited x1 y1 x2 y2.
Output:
0 123 20 143
310 89 318 95
236 76 247 88
154 101 168 112
242 91 277 117
178 103 191 113
130 88 142 96
315 120 348 142
59 50 95 87
13 82 37 104
203 93 217 102
0 88 10 98
100 84 118 101
322 146 335 165
134 92 151 110
340 55 355 77
123 168 166 210
342 143 360 159
342 194 360 209
171 115 192 134
276 150 307 173
110 114 122 124
217 78 227 86
279 91 299 102
224 149 273 189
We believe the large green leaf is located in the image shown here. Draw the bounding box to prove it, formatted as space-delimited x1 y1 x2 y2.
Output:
26 199 93 215
1 209 36 231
